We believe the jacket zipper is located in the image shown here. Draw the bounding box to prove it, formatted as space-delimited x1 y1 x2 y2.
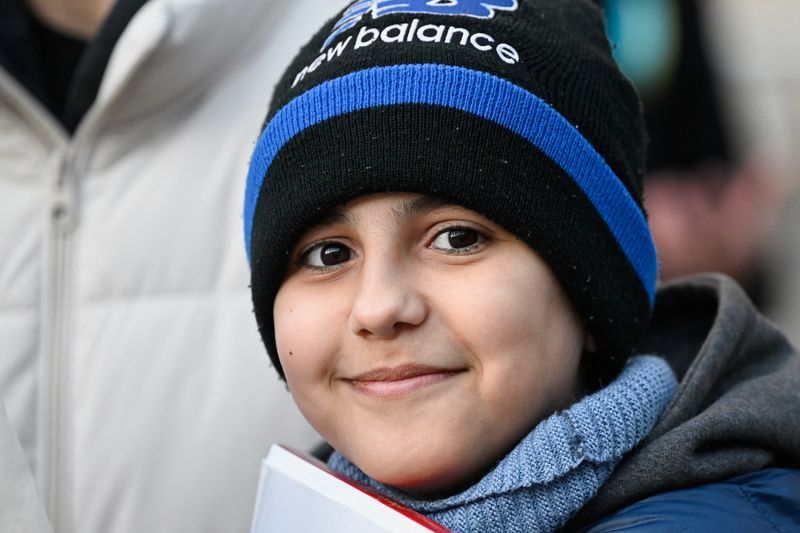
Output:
46 155 76 533
0 67 73 532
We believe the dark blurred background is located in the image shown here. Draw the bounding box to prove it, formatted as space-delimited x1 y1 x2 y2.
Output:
603 0 800 346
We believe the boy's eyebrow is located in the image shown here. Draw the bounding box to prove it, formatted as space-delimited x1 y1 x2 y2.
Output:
390 196 454 226
311 207 355 230
399 196 451 218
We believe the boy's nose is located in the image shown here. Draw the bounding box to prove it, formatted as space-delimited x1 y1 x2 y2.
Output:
348 262 428 339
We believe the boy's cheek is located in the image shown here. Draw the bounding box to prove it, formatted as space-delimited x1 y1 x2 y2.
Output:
274 284 347 381
275 324 336 385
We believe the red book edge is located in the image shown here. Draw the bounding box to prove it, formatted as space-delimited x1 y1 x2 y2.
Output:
279 445 453 533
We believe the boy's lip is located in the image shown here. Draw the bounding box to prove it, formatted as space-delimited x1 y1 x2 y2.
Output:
344 364 466 397
347 364 463 382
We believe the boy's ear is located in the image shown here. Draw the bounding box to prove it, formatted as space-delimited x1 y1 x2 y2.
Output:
580 335 613 392
584 334 598 354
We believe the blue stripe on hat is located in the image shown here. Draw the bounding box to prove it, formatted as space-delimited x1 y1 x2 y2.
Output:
244 63 657 303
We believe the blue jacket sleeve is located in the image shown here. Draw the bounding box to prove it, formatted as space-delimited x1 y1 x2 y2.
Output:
581 468 800 533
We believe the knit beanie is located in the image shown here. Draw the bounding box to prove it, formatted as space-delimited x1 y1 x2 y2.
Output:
244 0 657 379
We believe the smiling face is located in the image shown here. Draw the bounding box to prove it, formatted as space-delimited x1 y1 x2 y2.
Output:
274 193 586 495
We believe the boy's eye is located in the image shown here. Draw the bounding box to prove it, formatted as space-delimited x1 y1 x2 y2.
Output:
430 228 485 253
302 242 353 268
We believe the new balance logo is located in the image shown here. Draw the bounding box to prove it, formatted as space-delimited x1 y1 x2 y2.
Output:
322 0 518 50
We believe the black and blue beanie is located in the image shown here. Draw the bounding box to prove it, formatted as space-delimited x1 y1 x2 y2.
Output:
244 0 658 379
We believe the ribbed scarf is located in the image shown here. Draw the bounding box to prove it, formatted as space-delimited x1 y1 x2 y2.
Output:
328 355 677 533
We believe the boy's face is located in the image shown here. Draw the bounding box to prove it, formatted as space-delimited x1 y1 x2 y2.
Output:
274 193 585 495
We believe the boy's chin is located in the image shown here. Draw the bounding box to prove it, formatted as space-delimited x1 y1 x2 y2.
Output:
352 443 501 499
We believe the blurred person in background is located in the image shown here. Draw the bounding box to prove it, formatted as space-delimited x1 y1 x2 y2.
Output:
603 0 793 306
0 0 345 531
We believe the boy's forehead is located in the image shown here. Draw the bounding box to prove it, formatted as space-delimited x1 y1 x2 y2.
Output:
309 194 463 230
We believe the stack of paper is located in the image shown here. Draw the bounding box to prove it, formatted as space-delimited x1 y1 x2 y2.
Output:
250 444 451 532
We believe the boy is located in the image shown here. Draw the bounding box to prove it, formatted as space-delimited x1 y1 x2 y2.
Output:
243 0 800 530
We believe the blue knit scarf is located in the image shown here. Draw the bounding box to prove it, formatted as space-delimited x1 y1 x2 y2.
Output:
328 355 677 533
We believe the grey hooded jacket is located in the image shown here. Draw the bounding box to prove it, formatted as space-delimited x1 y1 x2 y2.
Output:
569 273 800 529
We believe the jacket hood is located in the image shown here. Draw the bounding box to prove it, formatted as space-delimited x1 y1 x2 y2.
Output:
569 273 800 527
92 0 288 126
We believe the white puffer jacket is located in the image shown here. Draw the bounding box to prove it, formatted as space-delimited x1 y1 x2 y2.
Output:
0 1 345 531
